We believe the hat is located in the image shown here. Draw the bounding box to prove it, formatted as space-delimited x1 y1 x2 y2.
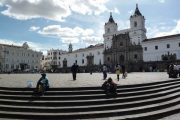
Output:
41 73 46 76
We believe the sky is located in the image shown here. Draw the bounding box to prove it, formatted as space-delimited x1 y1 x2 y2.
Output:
0 0 180 55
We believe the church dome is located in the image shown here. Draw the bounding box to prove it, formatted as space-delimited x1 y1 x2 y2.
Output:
22 42 29 49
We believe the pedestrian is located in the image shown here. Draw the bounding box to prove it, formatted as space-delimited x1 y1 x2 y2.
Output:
102 77 117 96
89 66 93 75
102 64 107 80
71 63 79 80
35 73 49 96
121 64 126 79
115 64 121 81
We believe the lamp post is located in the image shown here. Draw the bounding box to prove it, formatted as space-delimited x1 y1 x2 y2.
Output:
0 55 2 72
3 50 8 72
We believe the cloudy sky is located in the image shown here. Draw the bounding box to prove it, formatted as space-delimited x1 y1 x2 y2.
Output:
0 0 179 54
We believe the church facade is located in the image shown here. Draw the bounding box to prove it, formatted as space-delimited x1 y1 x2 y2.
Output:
103 4 146 51
104 33 143 70
103 4 145 71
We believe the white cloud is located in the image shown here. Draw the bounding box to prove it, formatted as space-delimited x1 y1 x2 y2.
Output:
38 25 85 38
82 36 103 45
0 38 50 54
158 0 165 3
70 0 109 15
29 26 40 31
128 10 134 15
0 39 22 46
108 7 120 14
0 0 110 21
0 2 2 6
0 0 71 21
154 20 180 37
61 37 79 44
38 25 102 44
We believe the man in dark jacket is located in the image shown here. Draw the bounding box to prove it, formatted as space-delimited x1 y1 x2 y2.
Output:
71 63 79 80
36 73 49 95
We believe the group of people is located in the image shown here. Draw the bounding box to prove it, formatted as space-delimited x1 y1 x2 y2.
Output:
168 63 180 78
35 63 126 96
35 74 117 97
34 63 79 95
103 64 127 81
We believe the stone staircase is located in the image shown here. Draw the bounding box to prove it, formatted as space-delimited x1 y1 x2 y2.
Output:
0 79 180 120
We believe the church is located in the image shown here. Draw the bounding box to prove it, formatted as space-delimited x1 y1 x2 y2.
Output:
103 4 180 71
103 4 146 71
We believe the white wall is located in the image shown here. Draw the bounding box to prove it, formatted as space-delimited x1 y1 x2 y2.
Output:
60 47 104 67
0 44 42 72
142 36 180 62
42 46 104 69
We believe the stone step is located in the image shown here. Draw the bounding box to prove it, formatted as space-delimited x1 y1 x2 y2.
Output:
0 79 180 119
0 80 179 96
0 83 180 101
0 86 179 107
0 92 179 113
0 79 179 91
0 96 180 119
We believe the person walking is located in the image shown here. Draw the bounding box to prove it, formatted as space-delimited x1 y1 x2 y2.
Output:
115 64 121 81
121 64 126 79
102 64 107 80
71 63 79 80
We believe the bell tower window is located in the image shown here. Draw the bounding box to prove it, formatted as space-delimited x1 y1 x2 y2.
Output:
107 28 110 33
134 21 137 27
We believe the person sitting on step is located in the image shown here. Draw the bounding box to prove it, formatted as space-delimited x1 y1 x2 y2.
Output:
102 77 117 96
35 73 49 95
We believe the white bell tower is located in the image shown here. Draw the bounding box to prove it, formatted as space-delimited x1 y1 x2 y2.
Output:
129 4 146 45
103 12 118 50
68 43 73 53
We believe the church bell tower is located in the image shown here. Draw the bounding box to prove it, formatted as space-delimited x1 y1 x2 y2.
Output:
68 43 73 53
129 4 146 45
103 12 118 50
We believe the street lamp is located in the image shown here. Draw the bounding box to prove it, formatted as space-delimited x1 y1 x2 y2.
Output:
3 50 8 72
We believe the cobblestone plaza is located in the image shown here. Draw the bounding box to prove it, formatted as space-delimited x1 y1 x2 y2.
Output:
0 72 174 88
1 72 180 119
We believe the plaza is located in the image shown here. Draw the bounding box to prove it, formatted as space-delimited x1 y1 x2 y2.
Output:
0 72 180 119
0 72 174 88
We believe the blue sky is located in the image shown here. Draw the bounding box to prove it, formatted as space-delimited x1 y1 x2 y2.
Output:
0 0 180 54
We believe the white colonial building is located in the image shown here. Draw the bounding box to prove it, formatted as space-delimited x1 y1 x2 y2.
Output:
41 44 104 70
0 42 42 72
142 34 180 62
41 49 67 70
